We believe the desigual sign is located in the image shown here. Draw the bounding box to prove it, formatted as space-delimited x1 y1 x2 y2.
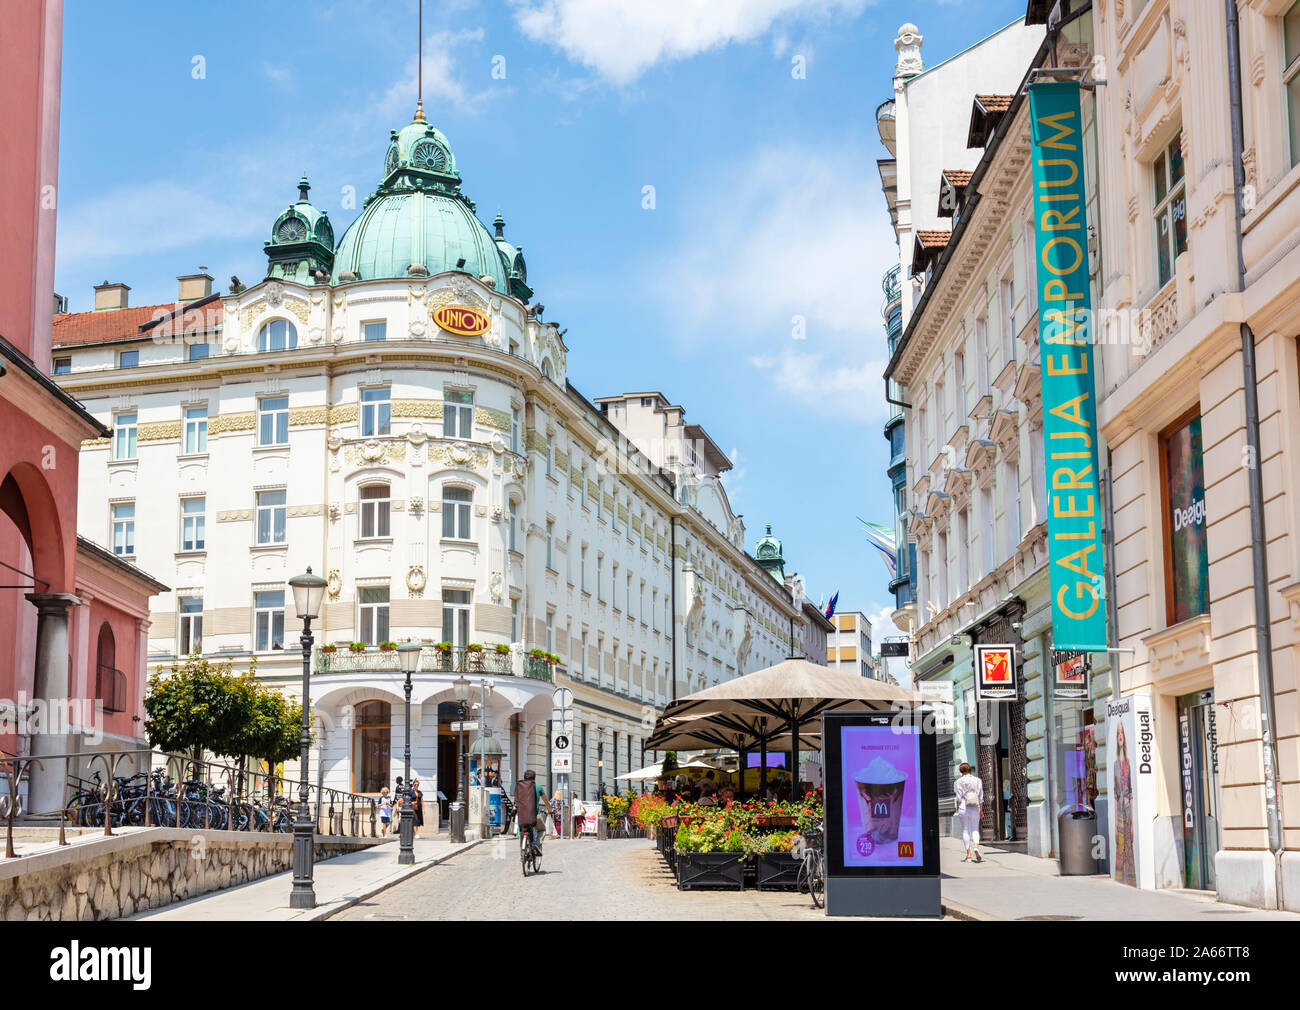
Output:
433 304 490 336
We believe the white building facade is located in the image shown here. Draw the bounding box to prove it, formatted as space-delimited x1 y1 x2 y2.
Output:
54 106 804 808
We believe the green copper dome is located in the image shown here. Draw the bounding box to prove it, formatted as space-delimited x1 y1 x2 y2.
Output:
331 106 512 290
754 523 786 583
265 175 335 284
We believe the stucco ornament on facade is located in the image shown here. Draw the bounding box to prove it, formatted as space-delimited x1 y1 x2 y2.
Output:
407 565 426 598
326 569 341 601
895 23 924 76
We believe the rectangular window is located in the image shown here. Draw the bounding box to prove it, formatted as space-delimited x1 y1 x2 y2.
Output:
111 502 135 556
181 497 206 551
360 484 391 538
179 596 203 655
1288 4 1300 166
652 588 658 630
597 556 603 601
954 349 966 419
256 489 287 545
1000 277 1015 365
258 395 289 446
545 520 554 568
508 500 518 552
441 589 471 647
510 597 520 641
597 637 604 685
511 409 521 454
254 591 285 652
581 631 588 678
360 387 391 437
442 485 471 539
546 611 555 652
612 565 619 610
1153 131 1187 289
443 389 474 438
114 412 138 460
1161 409 1210 625
359 587 390 645
187 343 209 361
184 405 208 454
119 349 139 369
581 545 588 592
53 356 71 374
363 321 387 342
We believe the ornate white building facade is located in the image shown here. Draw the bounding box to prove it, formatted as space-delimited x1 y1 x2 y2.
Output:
53 106 804 808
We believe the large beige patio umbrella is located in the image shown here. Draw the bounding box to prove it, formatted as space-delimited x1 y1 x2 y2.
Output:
645 659 924 790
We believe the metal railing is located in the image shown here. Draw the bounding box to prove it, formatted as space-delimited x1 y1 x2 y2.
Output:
1 747 379 860
317 644 554 681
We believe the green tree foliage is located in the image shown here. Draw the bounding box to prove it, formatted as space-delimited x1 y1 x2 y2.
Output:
143 655 303 766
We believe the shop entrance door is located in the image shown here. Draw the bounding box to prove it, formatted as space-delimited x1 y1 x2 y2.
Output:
1177 690 1220 889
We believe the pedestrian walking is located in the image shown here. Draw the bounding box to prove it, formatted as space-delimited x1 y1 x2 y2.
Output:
378 787 393 835
954 762 983 862
410 779 424 837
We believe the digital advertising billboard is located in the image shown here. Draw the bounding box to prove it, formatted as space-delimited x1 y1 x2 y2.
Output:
823 710 940 881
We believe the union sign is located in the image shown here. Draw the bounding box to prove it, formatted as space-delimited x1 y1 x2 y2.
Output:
433 303 490 336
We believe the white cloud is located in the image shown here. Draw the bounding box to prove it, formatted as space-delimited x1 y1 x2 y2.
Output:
511 0 871 85
373 28 492 121
56 181 266 265
658 145 897 421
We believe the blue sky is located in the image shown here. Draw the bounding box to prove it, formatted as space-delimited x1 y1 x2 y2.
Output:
55 0 1028 647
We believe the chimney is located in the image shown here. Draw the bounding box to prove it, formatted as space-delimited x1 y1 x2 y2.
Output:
53 292 68 314
94 281 130 311
177 271 213 304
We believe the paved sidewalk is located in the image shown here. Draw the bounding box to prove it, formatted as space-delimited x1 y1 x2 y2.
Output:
939 838 1298 921
128 833 479 922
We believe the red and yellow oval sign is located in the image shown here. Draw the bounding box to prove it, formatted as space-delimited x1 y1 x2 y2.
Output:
433 304 490 336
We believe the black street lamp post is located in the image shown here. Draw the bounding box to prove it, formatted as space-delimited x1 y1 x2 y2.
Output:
396 641 421 865
449 674 470 843
287 566 326 910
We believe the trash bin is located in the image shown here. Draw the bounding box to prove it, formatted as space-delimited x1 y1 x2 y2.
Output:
1058 807 1100 875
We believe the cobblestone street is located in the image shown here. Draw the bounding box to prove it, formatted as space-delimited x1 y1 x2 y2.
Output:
332 839 832 921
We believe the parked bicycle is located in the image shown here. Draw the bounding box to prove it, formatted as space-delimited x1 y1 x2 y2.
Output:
794 824 825 909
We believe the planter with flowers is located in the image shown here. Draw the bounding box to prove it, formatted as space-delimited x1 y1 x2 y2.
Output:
673 816 746 890
348 642 366 654
433 642 454 671
320 644 338 654
754 830 802 890
494 644 511 655
465 642 484 670
378 641 398 652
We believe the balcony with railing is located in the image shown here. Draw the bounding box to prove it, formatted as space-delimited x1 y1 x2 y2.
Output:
315 645 556 682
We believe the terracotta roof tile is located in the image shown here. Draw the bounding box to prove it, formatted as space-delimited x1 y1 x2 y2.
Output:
975 94 1013 113
915 229 952 249
943 169 973 188
53 298 223 348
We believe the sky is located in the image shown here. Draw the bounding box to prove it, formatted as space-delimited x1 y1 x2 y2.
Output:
54 0 1029 658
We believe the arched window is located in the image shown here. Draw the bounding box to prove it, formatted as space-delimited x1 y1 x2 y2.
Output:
541 358 553 379
257 319 298 353
95 623 124 713
359 483 390 539
352 700 391 794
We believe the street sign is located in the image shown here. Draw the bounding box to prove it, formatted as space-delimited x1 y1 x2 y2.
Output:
450 720 478 732
551 724 573 774
552 687 574 710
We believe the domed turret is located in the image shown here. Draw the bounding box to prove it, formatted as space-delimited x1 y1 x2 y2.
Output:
265 174 335 283
331 107 516 291
492 210 533 302
755 523 785 583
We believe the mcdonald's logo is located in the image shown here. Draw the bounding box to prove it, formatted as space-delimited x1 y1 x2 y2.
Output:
872 800 891 817
897 841 914 858
434 304 491 336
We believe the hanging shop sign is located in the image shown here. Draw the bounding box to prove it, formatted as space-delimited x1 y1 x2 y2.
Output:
1029 81 1108 653
1052 649 1091 701
433 303 491 336
974 643 1017 702
1105 692 1157 889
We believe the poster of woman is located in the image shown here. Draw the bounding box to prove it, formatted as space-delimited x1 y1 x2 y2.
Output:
1106 693 1155 889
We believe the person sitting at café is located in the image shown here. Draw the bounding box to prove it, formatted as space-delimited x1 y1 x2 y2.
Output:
674 783 694 804
718 786 735 806
696 782 718 807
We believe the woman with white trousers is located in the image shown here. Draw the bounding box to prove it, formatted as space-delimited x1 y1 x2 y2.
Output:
954 762 984 863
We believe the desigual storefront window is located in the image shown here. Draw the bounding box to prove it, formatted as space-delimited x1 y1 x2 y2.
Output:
1161 410 1209 625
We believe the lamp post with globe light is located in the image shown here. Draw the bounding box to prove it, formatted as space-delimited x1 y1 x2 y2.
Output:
396 641 422 865
287 566 326 909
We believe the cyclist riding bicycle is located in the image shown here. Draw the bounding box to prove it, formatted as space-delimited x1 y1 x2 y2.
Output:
514 769 547 856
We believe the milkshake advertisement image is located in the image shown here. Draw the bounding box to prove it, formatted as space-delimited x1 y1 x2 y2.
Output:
841 724 923 868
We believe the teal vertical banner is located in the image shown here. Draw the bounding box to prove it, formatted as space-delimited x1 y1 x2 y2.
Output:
1029 82 1107 652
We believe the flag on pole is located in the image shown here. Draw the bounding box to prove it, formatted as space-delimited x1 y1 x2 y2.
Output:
824 591 839 620
858 519 899 580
